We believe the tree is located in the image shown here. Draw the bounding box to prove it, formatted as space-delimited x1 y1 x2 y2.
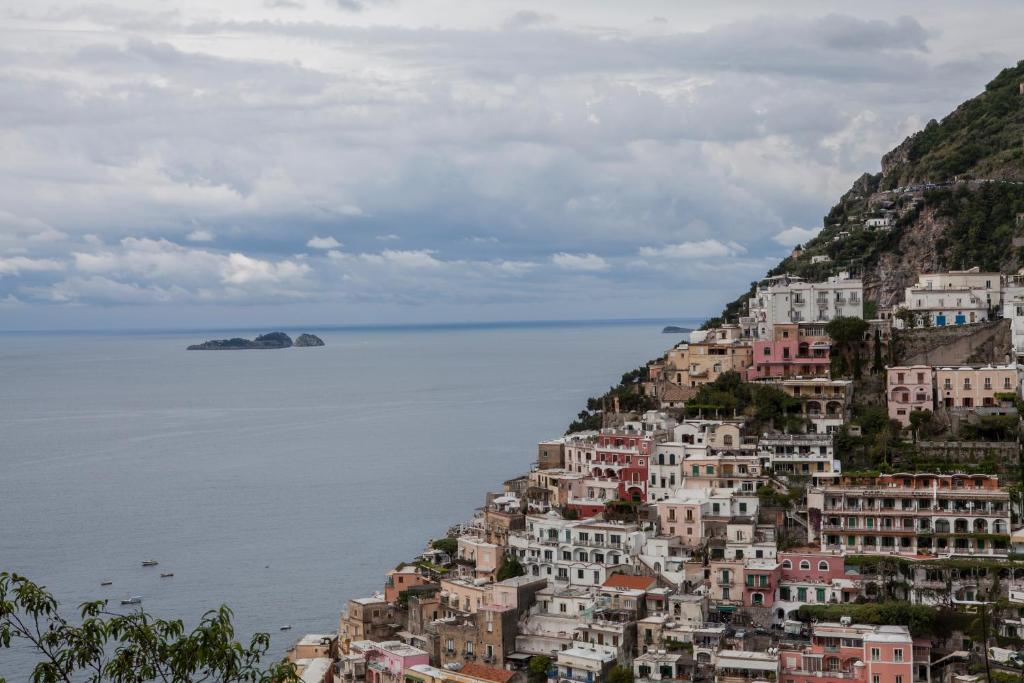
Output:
908 410 933 442
0 572 298 683
606 666 635 683
825 316 869 345
895 307 917 330
496 554 526 581
527 656 552 683
872 329 884 374
431 537 458 556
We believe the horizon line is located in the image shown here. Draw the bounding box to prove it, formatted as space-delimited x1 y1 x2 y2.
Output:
0 315 709 336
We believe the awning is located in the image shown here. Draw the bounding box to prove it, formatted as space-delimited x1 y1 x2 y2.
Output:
507 653 533 661
714 605 737 613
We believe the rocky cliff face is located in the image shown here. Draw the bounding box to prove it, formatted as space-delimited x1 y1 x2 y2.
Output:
294 334 325 347
187 332 293 350
707 61 1024 324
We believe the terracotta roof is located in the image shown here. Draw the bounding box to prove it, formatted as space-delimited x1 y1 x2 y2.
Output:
659 382 697 402
459 663 517 683
602 574 657 591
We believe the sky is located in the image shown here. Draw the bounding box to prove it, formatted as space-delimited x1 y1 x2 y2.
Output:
0 1 1022 330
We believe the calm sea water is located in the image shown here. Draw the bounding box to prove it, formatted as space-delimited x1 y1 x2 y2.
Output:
0 319 691 677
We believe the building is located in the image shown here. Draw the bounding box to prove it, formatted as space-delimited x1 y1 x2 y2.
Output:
758 434 839 486
897 267 1000 328
933 364 1018 410
774 551 854 622
340 597 397 643
385 566 432 604
811 473 1011 558
779 622 929 683
713 649 779 683
664 326 754 388
886 366 934 427
771 377 854 434
743 273 864 339
746 323 831 381
555 646 617 683
353 640 430 683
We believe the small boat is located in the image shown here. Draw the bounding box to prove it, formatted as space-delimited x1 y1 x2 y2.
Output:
101 581 112 586
121 596 142 605
141 560 158 567
280 625 292 631
160 573 174 578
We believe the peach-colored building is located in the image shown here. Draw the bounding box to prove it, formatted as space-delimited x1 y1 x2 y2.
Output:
934 364 1019 409
656 489 707 547
440 578 493 615
664 327 754 388
384 565 432 604
780 622 929 683
457 537 500 579
887 366 934 427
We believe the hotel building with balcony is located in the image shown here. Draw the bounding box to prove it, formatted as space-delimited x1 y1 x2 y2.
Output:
779 622 929 683
809 473 1011 558
742 273 863 340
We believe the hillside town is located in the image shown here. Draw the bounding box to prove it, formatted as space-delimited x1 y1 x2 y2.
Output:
282 265 1024 683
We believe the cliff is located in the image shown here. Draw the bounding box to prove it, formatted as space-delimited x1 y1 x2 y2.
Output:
294 334 325 347
706 60 1024 325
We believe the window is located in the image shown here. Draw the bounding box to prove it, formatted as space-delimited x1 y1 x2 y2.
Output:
739 503 748 513
896 677 902 683
871 648 880 662
894 649 903 663
797 587 807 601
577 569 584 579
818 561 829 571
816 588 826 602
799 560 810 570
446 639 455 653
466 642 473 655
782 560 792 569
872 677 880 683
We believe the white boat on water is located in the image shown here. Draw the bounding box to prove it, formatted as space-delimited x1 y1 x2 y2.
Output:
280 625 292 631
121 596 142 605
141 560 158 567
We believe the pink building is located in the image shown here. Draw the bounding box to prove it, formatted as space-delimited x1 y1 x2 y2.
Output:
886 366 934 427
779 622 929 683
742 559 781 608
356 641 430 683
589 429 653 502
746 323 831 381
385 565 432 604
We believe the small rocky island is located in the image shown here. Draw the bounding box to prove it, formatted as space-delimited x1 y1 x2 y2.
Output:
294 333 325 347
187 331 325 350
661 325 692 334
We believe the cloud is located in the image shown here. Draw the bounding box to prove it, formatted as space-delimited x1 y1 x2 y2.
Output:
551 253 609 271
222 252 311 284
638 240 746 259
376 234 400 242
307 235 343 249
186 229 215 242
0 256 65 275
773 226 822 247
502 10 555 31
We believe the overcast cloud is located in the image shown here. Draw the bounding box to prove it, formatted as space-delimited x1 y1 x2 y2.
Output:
0 0 1021 329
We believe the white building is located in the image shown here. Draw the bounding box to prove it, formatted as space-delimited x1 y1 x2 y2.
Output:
897 267 1000 328
758 433 840 486
743 273 864 339
509 514 647 587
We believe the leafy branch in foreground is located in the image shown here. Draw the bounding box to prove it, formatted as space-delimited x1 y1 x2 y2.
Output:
0 572 299 683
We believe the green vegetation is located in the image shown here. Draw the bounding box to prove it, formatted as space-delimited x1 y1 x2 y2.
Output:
0 572 298 683
567 364 660 433
431 537 458 556
496 553 526 581
684 371 803 431
796 602 971 638
528 656 552 683
884 61 1024 186
931 183 1024 271
606 666 635 683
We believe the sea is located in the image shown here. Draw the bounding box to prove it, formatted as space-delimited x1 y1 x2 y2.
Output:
0 318 696 678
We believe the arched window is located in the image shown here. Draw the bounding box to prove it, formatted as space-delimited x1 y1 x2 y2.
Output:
782 560 792 569
799 560 811 570
658 454 665 465
818 561 829 571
